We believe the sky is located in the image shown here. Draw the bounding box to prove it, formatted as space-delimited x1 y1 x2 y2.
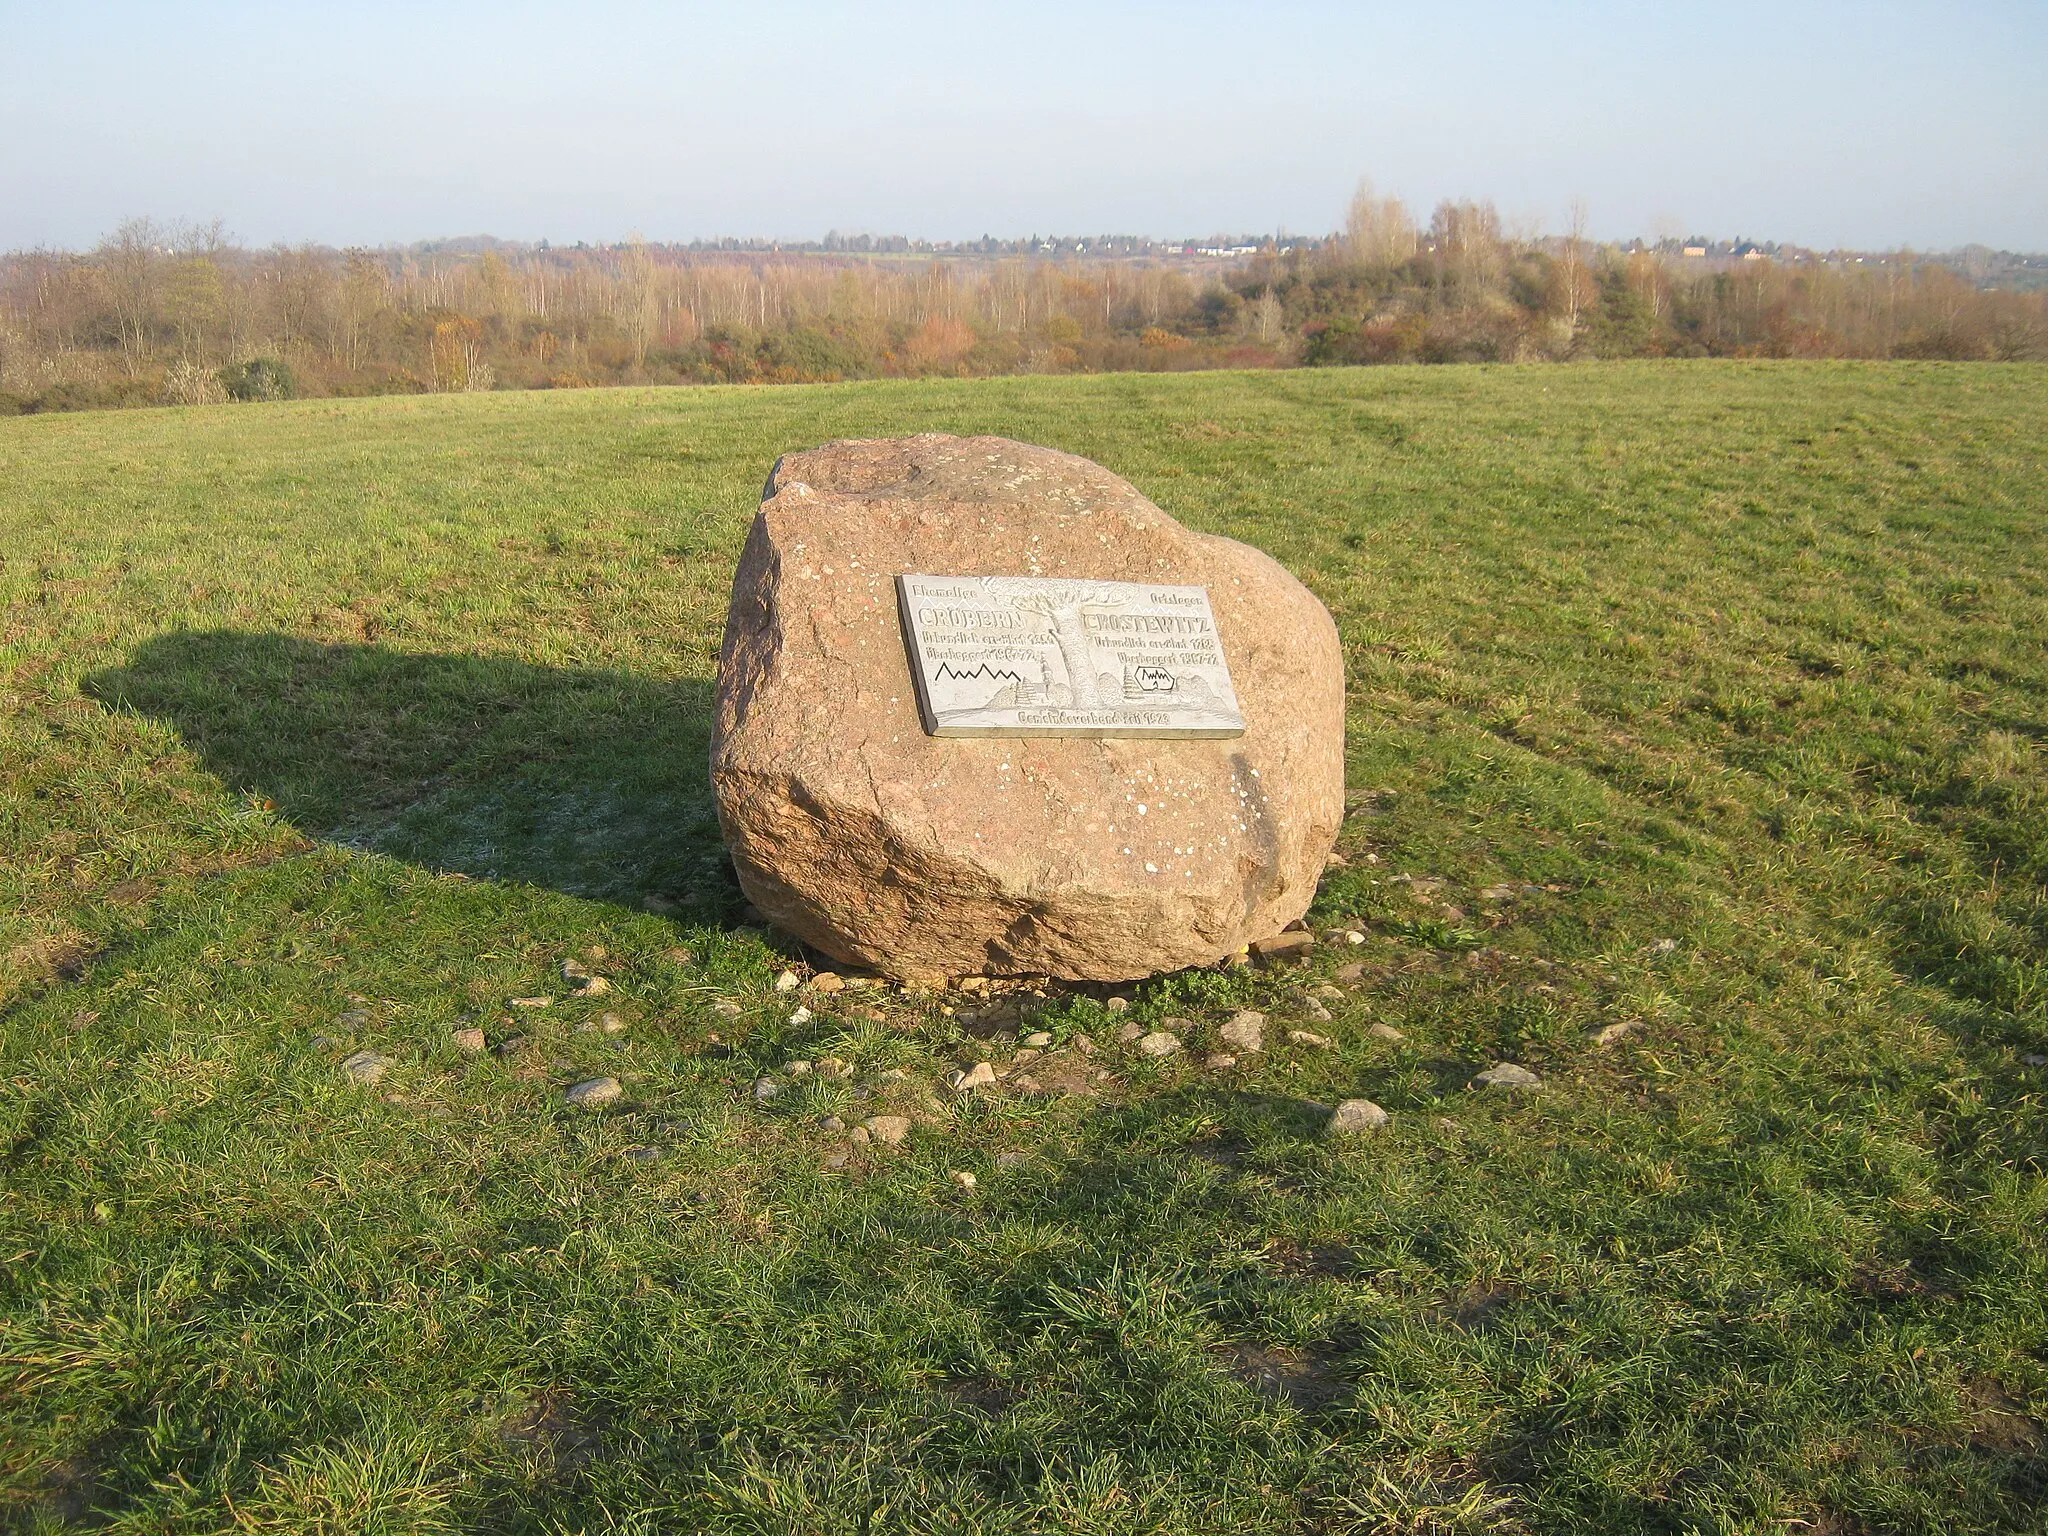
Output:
2 0 2044 252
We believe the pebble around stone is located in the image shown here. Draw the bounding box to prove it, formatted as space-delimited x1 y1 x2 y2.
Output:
1116 1021 1145 1044
1591 1020 1638 1047
1473 1062 1541 1090
341 1050 391 1085
864 1114 911 1145
1021 1031 1053 1048
1219 1011 1266 1053
1328 1099 1389 1134
451 1027 487 1054
1136 1032 1182 1059
1369 1022 1405 1041
1105 996 1131 1014
753 1077 781 1102
1288 1030 1333 1048
1302 998 1334 1022
1205 1052 1237 1069
774 969 801 992
564 1077 622 1108
818 1114 847 1132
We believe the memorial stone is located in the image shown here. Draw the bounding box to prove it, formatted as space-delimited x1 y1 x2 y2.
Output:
710 434 1344 982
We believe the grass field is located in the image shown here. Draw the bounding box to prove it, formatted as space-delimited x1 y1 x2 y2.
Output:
3 363 2046 1534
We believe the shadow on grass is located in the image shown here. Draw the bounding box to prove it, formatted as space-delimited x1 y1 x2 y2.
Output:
86 630 737 911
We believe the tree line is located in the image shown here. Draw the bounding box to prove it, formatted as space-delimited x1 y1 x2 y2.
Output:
2 202 2041 415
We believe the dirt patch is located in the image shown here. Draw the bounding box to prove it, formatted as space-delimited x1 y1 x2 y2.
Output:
1965 1376 2042 1454
941 1376 1020 1416
1849 1259 1951 1302
1214 1342 1347 1411
27 1455 97 1526
4 927 98 1000
499 1390 604 1469
1266 1238 1356 1279
1447 1277 1522 1330
1007 1051 1103 1098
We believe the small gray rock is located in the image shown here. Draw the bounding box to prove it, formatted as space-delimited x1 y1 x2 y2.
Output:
2020 1053 2047 1067
1369 1021 1405 1041
1136 1032 1182 1059
564 1076 622 1108
1116 1021 1145 1044
1219 1010 1266 1053
864 1114 911 1145
1328 1098 1389 1134
1105 996 1131 1014
451 1027 487 1054
310 1034 338 1051
1301 997 1334 1023
1021 1031 1053 1048
1591 1020 1637 1047
621 1145 659 1161
1473 1062 1541 1090
818 1114 847 1132
1205 1052 1238 1069
1287 1029 1333 1048
340 1050 391 1085
753 1076 782 1103
948 1060 998 1092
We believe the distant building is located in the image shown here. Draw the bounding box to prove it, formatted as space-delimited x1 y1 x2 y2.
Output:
1683 245 1708 257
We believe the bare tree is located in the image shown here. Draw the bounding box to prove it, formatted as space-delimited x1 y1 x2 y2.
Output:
1346 179 1417 269
1556 197 1595 345
97 217 167 378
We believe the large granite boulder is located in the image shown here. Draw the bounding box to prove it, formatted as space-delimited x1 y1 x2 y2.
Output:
710 434 1344 982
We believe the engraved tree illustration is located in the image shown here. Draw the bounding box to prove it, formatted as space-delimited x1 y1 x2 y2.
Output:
1003 582 1126 708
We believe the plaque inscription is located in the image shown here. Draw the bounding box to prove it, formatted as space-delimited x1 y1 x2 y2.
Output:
896 574 1247 739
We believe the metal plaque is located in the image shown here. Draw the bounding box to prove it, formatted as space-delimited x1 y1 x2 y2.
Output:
896 574 1247 739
